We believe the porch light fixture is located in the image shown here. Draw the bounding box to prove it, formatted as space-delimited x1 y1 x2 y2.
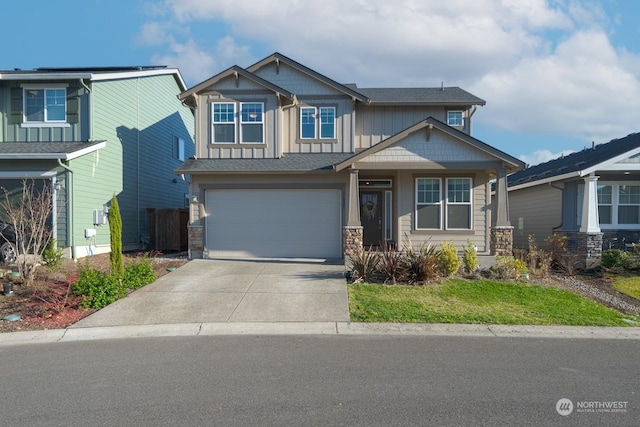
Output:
191 194 199 204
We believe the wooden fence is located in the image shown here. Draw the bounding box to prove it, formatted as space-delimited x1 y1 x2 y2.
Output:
146 208 189 251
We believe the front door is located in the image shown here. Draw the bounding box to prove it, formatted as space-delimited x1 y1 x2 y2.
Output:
360 191 383 247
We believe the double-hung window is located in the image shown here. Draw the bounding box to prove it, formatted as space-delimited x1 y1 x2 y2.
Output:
446 178 472 229
24 87 66 123
212 103 236 143
415 177 472 230
580 182 640 228
211 102 264 144
416 178 442 229
300 106 335 139
240 102 264 143
618 184 640 224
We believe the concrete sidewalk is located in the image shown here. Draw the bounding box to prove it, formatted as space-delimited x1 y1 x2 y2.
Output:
70 258 350 327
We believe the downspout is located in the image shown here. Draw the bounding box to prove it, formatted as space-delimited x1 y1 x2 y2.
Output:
136 78 140 245
57 159 75 259
280 95 298 159
549 182 564 232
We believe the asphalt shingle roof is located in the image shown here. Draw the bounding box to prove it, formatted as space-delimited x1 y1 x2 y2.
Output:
343 85 485 105
508 132 640 186
176 153 358 173
0 141 105 158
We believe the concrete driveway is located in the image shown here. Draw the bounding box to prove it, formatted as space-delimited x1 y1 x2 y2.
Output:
70 259 350 328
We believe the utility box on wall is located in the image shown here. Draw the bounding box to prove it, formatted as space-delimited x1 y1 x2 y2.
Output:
93 209 107 226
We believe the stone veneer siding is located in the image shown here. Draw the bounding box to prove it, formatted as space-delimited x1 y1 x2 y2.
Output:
490 226 513 256
577 232 603 269
343 226 363 261
188 225 204 259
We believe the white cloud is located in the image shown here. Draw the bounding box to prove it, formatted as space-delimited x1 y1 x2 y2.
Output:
519 149 575 167
141 0 640 151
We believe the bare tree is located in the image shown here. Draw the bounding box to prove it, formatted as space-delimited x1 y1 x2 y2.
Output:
0 179 53 285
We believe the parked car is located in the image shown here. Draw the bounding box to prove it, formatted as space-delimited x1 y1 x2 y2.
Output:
0 222 18 264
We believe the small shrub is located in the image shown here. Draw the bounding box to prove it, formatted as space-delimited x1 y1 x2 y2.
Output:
377 242 404 284
492 256 527 279
403 241 440 284
123 257 156 290
348 248 379 283
73 264 127 309
462 240 478 273
439 241 461 277
602 249 630 269
42 238 63 271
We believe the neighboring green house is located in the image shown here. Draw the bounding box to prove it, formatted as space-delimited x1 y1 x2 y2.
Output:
0 66 194 259
177 53 524 260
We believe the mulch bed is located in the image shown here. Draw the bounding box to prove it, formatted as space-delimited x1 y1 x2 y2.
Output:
0 251 188 333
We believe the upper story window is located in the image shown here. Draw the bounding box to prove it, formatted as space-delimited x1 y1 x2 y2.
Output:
211 102 264 144
447 111 463 127
240 102 264 144
173 136 185 161
300 106 335 140
24 87 66 124
212 103 236 143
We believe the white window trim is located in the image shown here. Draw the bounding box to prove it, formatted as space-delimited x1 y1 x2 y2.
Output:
299 106 336 140
415 177 442 230
319 106 336 139
211 102 236 144
239 102 265 144
445 177 473 230
21 83 69 126
300 107 316 139
447 110 463 127
593 181 640 229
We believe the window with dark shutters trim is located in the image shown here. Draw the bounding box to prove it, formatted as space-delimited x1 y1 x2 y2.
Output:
66 86 79 124
10 87 22 124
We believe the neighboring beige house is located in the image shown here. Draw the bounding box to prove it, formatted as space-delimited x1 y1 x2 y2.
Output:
508 132 640 266
177 53 524 260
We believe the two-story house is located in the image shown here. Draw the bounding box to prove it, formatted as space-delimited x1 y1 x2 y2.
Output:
177 53 524 260
0 66 194 259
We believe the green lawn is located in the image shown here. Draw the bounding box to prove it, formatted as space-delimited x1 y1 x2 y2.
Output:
612 276 640 300
348 279 636 326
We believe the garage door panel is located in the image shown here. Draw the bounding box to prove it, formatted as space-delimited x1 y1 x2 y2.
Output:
205 189 342 258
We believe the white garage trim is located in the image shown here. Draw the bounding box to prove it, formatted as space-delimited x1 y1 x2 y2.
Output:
205 188 342 258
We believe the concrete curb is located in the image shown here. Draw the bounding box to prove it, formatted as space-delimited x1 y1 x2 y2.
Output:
2 322 640 346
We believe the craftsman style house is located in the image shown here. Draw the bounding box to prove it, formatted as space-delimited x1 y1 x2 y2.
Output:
177 53 524 260
0 66 194 259
508 132 640 266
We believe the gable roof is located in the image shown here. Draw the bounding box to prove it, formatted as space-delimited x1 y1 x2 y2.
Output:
334 117 525 172
0 66 188 91
343 85 486 106
246 52 370 103
178 65 296 106
508 132 640 190
0 141 106 160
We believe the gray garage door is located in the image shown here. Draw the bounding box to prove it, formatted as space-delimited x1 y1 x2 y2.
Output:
205 188 342 258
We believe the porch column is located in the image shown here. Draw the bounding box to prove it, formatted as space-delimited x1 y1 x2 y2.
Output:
490 165 513 256
344 167 363 262
578 173 603 268
187 185 204 260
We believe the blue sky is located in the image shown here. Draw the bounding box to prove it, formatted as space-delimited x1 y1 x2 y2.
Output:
3 0 639 166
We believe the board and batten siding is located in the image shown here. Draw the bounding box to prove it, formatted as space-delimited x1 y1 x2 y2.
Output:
70 74 193 254
282 97 354 154
0 80 88 143
509 184 563 249
355 105 446 150
253 62 342 96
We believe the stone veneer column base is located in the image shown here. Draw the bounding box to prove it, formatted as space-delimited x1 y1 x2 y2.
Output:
187 225 204 260
343 226 363 265
577 232 603 269
490 226 513 256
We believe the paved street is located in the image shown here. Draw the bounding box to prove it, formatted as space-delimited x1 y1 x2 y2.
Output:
1 335 638 426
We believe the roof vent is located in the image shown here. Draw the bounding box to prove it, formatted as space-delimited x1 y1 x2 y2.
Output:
574 161 586 168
